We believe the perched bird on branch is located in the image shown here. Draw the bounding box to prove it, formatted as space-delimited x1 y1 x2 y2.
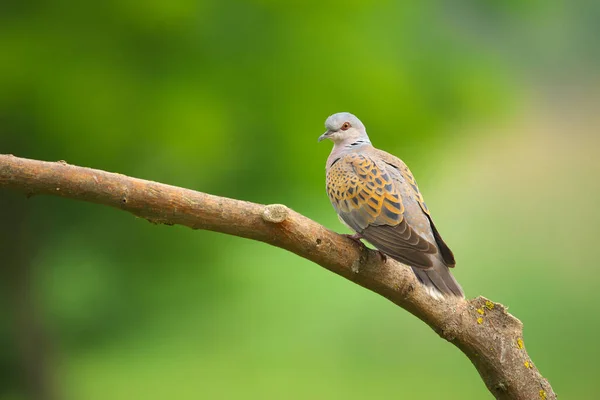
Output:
319 112 464 298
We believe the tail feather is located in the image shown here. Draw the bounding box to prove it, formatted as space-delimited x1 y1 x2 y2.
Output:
411 262 464 298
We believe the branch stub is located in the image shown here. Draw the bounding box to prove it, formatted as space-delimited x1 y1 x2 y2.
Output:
262 204 289 223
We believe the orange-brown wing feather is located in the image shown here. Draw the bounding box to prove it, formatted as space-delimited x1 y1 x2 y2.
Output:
327 153 437 268
327 153 403 229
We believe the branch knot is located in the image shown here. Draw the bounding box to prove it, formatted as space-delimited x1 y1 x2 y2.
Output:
262 204 289 223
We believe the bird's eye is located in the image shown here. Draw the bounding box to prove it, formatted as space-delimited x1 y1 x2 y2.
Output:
341 122 351 131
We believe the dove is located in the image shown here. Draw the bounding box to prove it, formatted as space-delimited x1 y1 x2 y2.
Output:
319 112 464 298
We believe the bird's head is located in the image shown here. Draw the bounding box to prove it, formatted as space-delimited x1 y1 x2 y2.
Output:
318 112 370 145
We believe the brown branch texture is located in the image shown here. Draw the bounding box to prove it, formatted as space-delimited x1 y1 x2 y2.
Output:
0 154 556 400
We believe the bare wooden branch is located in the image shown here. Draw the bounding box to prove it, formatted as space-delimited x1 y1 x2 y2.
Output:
0 154 555 399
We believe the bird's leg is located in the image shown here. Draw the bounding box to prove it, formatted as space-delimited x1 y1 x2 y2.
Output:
342 232 364 242
342 233 386 262
343 232 366 274
342 232 386 263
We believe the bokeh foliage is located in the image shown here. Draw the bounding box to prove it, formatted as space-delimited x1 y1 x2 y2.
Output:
1 0 599 399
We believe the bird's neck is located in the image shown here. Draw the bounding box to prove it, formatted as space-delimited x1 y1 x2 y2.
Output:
327 141 372 167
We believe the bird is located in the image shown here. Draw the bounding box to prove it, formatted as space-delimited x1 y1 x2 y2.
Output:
319 112 464 298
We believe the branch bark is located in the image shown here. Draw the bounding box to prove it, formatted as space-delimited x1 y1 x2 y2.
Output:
0 154 555 400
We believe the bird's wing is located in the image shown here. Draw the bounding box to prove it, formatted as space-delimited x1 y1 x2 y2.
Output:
327 152 437 269
374 150 456 267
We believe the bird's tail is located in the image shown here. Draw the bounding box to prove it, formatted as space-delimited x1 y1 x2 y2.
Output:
412 262 464 298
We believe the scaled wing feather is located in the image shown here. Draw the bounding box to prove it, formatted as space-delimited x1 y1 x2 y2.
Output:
327 153 437 268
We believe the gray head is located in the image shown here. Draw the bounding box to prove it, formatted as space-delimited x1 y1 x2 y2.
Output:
318 112 370 145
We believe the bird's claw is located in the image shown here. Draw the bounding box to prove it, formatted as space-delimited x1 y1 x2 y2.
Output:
342 232 364 242
342 233 387 262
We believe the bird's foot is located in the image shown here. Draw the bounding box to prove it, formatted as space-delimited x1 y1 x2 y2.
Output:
376 250 388 263
342 232 364 242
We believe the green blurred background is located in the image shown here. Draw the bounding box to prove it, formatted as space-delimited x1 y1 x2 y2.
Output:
1 0 599 399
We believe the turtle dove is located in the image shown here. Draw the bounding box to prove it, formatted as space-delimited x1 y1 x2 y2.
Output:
319 112 464 298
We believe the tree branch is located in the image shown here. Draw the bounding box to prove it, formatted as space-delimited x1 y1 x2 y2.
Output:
0 154 555 399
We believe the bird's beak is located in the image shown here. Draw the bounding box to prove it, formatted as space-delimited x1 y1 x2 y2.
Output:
318 130 332 142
